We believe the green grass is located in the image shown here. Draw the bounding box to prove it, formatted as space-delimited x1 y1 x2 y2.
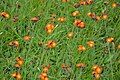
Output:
0 0 120 80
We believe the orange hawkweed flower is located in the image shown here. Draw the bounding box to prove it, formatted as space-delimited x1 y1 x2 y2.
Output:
87 12 96 19
87 41 95 47
72 11 80 16
76 63 86 68
30 17 39 22
58 17 66 22
15 63 21 68
95 16 101 21
92 65 102 79
92 65 102 74
78 22 85 28
39 72 48 80
23 35 31 41
78 45 86 51
106 37 114 43
9 40 19 47
79 1 86 5
46 40 57 48
45 24 54 30
15 57 24 67
1 12 10 18
74 19 85 28
74 19 82 26
95 67 102 74
11 72 22 80
45 24 55 34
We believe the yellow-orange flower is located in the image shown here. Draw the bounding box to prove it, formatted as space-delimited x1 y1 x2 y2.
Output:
57 17 66 22
87 41 95 47
74 19 85 28
46 40 57 48
11 72 22 80
1 12 10 18
106 37 114 43
78 45 86 51
76 63 86 68
23 35 31 41
45 24 55 34
72 11 80 16
15 57 24 68
9 40 19 47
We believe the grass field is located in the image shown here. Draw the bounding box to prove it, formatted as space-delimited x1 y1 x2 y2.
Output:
0 0 120 80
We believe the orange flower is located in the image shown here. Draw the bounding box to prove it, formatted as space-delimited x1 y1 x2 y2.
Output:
1 12 10 18
106 37 114 43
76 63 86 68
87 12 96 19
23 35 31 41
11 72 22 80
74 19 82 26
39 72 48 80
30 17 39 22
72 11 80 16
45 24 55 34
74 19 85 28
67 32 74 38
79 1 86 5
78 22 85 28
96 16 101 21
92 65 102 79
58 17 66 22
78 45 86 51
95 67 102 74
87 41 95 47
9 40 19 47
92 65 102 74
80 0 93 5
46 40 57 48
15 57 24 67
15 63 21 68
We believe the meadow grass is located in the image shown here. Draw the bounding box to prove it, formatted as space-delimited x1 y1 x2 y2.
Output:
0 0 120 80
